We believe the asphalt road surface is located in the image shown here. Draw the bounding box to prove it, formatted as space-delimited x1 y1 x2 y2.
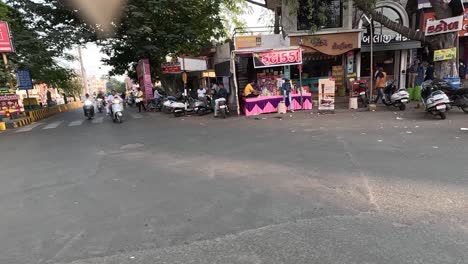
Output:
1 105 467 264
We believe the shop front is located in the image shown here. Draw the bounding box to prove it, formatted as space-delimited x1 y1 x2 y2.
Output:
234 47 313 116
290 31 361 97
356 2 421 89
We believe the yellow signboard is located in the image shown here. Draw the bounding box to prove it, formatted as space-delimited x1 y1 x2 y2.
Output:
434 48 457 61
235 36 260 50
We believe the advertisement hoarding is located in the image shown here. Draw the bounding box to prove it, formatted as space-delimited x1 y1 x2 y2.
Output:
434 48 457 61
318 78 336 111
136 59 153 101
0 22 14 53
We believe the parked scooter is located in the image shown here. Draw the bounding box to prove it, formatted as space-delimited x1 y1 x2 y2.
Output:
172 96 206 117
195 96 214 116
431 79 468 113
162 96 179 113
421 80 451 120
382 80 410 111
83 99 95 120
111 97 125 123
96 98 104 113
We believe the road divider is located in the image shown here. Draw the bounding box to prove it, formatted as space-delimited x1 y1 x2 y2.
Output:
27 102 83 122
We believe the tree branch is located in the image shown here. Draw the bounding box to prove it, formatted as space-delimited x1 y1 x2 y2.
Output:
245 0 266 8
354 0 427 44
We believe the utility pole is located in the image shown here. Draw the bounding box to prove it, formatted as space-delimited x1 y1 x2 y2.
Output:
78 46 88 96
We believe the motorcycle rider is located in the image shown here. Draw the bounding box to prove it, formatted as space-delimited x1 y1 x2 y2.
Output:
154 87 163 107
214 84 228 117
106 90 122 115
82 93 94 116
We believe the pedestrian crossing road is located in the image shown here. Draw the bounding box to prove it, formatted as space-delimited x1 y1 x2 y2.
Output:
14 113 146 133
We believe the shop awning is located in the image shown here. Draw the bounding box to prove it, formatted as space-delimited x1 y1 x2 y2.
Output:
234 46 301 55
361 41 421 52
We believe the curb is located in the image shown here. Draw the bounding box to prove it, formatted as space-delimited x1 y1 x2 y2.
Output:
12 117 33 128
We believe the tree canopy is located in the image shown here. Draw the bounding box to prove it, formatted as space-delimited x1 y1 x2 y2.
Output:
0 1 76 88
7 0 248 80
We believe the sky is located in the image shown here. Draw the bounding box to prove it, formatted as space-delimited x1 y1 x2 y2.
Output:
70 3 268 80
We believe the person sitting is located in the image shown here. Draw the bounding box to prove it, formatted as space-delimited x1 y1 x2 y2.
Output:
244 81 259 98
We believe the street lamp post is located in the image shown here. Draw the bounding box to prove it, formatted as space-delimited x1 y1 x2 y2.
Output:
363 14 374 106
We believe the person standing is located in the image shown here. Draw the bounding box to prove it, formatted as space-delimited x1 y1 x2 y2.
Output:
424 63 435 81
282 78 294 112
408 60 419 88
374 67 387 104
136 87 147 112
197 86 207 101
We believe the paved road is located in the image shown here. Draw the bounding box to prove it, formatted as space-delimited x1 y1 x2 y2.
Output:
0 105 467 264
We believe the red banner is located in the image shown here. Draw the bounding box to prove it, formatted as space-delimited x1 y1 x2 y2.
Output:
0 22 14 53
253 49 302 68
161 62 182 73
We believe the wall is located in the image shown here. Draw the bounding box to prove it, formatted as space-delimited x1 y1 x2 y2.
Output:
214 42 231 65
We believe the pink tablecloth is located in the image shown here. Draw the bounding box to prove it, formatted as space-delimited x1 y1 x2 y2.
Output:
243 93 313 116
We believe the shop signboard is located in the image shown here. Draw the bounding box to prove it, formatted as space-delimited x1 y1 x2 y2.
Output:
235 36 261 50
318 78 335 111
161 62 182 73
423 9 468 37
290 32 359 56
16 70 33 90
425 15 463 36
253 49 302 69
136 59 153 100
0 22 14 53
0 94 20 114
434 47 457 61
361 33 409 45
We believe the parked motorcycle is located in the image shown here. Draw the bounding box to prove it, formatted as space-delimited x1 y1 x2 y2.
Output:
430 79 468 113
111 97 125 123
421 80 451 120
83 99 95 120
382 80 410 111
356 81 369 107
96 98 104 113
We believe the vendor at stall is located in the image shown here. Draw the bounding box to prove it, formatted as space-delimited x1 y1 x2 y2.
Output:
244 81 260 98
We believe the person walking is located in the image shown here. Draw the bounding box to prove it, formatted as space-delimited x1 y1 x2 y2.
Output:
136 87 147 112
374 67 387 104
282 78 294 112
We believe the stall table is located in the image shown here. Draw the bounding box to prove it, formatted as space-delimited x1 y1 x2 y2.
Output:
243 93 313 116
